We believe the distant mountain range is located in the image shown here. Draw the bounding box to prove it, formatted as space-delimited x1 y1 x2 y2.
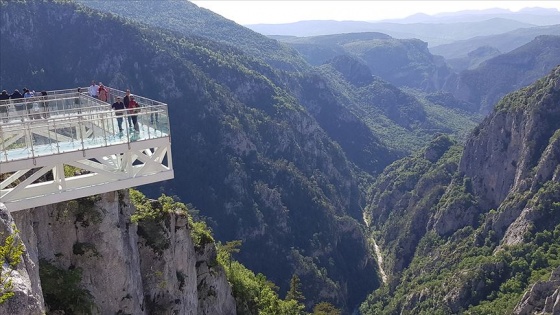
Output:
385 7 560 25
277 29 560 115
430 24 560 71
247 8 560 47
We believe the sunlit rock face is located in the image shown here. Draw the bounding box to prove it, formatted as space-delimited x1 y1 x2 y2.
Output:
8 192 235 315
0 203 45 315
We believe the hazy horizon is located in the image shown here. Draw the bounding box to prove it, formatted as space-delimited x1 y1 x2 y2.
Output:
190 1 560 25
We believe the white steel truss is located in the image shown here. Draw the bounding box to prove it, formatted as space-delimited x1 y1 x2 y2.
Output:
0 139 173 212
0 88 174 212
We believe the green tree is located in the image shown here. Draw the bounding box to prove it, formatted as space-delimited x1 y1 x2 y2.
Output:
313 301 341 315
218 240 242 269
286 274 305 303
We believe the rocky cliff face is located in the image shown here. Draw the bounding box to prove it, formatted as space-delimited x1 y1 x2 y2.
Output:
460 66 560 242
447 35 560 114
513 266 560 315
0 204 44 315
362 66 560 314
1 1 382 309
0 191 235 314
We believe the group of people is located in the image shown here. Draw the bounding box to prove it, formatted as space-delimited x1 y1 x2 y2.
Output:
1 81 144 134
111 89 140 133
0 87 46 101
89 81 141 133
0 88 49 120
88 80 109 102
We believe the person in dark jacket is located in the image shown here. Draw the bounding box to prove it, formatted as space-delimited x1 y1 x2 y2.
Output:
10 89 24 120
0 90 8 118
111 96 125 133
40 90 49 118
0 90 9 101
10 89 23 99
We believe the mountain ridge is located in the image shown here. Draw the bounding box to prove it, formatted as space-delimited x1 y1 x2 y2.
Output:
247 18 538 46
361 65 560 314
1 0 383 310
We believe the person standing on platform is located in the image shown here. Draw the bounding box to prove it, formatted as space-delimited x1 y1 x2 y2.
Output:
88 80 99 98
123 89 132 128
23 88 34 98
98 82 108 102
0 90 8 101
127 95 140 132
40 90 49 118
10 89 23 99
0 90 9 121
111 96 125 133
10 89 24 120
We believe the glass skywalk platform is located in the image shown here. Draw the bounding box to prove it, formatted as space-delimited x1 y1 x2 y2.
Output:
0 88 174 212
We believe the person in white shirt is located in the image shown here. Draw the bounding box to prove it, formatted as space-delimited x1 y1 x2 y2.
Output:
23 88 34 98
88 80 99 98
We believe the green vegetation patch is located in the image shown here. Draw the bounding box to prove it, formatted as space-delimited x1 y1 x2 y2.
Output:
0 226 25 305
130 189 214 253
56 195 103 228
217 240 306 315
39 259 95 314
361 189 560 314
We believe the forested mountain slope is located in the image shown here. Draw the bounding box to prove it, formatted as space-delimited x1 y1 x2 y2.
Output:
430 24 560 70
322 56 480 153
74 0 399 175
0 0 384 310
78 0 481 156
279 32 453 92
446 35 560 114
280 31 560 120
361 66 560 314
75 0 307 72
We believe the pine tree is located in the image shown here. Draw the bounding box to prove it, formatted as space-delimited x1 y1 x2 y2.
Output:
285 274 305 303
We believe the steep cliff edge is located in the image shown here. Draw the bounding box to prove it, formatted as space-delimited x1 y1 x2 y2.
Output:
1 1 382 306
0 204 44 315
513 266 560 314
0 190 235 314
362 66 560 314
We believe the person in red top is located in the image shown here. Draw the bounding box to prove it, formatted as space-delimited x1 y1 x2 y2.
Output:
98 82 108 102
127 95 140 132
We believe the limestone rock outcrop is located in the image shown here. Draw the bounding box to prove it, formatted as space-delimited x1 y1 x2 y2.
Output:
362 66 560 313
513 267 560 315
0 204 45 315
1 191 235 314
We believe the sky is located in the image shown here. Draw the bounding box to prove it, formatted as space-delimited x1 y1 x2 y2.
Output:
190 1 560 25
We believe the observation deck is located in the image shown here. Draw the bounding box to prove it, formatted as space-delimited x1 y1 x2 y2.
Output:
0 87 174 212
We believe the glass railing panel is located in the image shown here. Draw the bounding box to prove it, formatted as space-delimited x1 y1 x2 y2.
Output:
50 118 84 154
1 122 31 161
29 119 57 158
1 86 170 163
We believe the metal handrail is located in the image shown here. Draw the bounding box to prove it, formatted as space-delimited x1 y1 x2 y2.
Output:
0 87 170 164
